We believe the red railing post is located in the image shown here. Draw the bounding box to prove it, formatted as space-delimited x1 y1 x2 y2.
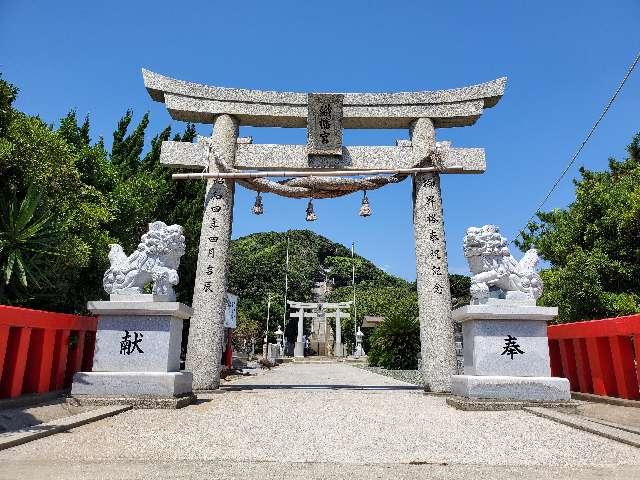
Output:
548 339 562 377
572 338 592 393
559 339 578 390
82 331 96 371
66 330 86 387
7 327 32 398
634 335 640 393
36 329 57 393
609 335 639 400
0 325 9 381
52 329 71 390
585 337 617 397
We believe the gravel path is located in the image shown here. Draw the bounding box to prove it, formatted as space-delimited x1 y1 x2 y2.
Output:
354 365 423 385
1 362 639 478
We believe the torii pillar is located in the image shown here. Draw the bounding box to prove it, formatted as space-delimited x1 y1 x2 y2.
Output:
290 307 306 358
185 114 238 390
324 306 350 357
412 118 457 392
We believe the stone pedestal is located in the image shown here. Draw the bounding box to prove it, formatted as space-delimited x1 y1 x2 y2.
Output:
451 301 570 402
71 300 194 408
294 341 305 358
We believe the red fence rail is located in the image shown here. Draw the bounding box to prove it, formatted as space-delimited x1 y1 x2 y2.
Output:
0 305 97 399
548 314 640 400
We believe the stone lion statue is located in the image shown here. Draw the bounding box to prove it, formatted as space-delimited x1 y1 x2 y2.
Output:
463 225 542 304
103 221 186 299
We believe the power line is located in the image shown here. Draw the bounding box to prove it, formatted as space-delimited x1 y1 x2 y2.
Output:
515 50 640 242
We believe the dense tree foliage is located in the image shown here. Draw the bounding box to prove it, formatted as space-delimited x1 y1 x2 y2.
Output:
0 75 200 311
517 132 640 323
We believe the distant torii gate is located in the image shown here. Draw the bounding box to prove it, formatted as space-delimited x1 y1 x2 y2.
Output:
142 69 506 392
288 301 351 358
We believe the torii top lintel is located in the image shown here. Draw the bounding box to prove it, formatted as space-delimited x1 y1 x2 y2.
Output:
142 69 506 129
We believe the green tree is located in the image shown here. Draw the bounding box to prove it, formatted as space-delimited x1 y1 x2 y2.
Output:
0 186 61 301
0 76 112 312
517 132 640 323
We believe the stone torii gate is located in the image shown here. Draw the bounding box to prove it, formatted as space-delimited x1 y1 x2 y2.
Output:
287 301 319 358
322 302 351 357
142 69 506 392
288 300 351 358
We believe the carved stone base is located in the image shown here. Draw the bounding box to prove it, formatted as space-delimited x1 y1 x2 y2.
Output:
71 371 193 397
70 392 196 409
451 375 571 402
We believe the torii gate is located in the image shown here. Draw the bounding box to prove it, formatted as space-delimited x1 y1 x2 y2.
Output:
288 300 351 358
287 301 319 358
142 69 506 392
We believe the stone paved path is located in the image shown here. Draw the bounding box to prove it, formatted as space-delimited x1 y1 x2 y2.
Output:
1 362 639 479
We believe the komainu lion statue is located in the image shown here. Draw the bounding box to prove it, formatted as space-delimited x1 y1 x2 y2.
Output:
463 225 542 304
103 221 186 299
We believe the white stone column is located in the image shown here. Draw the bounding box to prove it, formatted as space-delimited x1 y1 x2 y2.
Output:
411 118 456 392
292 308 305 358
334 312 342 357
332 309 349 357
185 114 238 390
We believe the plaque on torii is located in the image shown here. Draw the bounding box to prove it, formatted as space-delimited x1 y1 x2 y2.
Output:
143 69 506 392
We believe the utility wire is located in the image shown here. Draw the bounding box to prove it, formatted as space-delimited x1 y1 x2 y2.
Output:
515 50 640 242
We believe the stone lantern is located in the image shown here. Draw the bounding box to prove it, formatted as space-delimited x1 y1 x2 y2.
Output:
354 327 366 357
275 325 284 355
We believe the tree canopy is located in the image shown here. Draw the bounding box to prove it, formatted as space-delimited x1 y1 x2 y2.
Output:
517 132 640 323
0 74 201 311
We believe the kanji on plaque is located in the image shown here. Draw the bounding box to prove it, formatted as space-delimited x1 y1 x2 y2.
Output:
501 335 525 359
307 93 343 155
120 330 144 355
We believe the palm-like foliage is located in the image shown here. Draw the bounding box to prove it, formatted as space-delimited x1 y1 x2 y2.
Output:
0 186 60 289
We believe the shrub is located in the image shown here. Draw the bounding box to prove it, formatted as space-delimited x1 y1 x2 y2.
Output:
367 314 420 369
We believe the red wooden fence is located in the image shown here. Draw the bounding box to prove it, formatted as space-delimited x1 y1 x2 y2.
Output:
548 314 640 400
0 305 97 399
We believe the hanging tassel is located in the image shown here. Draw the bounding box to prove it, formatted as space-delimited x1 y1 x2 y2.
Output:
359 190 371 217
305 198 317 221
252 192 264 215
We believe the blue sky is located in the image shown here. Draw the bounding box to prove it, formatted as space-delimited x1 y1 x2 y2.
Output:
2 1 639 280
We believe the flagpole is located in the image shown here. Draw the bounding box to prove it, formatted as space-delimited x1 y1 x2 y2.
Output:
352 242 357 354
283 235 290 353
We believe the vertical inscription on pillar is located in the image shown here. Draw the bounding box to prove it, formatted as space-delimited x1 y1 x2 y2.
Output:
186 114 237 391
414 171 456 392
307 93 343 156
